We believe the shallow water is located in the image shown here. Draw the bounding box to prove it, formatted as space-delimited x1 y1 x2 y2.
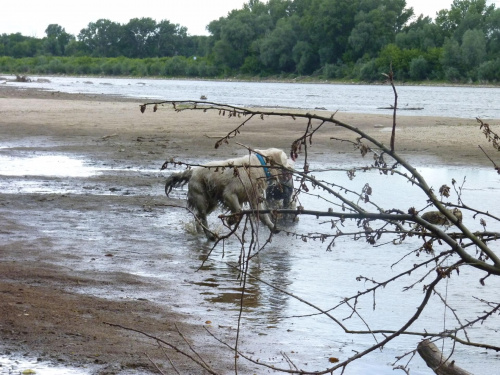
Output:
0 152 163 196
4 75 500 119
163 163 500 374
45 160 498 374
0 353 91 375
0 154 95 178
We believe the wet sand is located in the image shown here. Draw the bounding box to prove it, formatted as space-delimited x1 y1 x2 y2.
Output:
0 84 498 374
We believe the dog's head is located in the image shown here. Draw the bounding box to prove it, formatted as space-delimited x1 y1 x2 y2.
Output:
256 148 290 166
255 148 293 179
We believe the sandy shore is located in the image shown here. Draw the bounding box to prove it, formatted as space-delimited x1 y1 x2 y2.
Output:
1 84 496 166
0 84 498 374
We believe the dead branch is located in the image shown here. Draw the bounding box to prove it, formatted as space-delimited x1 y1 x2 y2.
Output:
382 64 398 153
417 339 473 375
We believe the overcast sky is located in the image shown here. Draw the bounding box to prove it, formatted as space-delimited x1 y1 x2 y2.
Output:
1 0 498 38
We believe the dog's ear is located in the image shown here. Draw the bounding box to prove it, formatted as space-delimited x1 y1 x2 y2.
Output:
271 149 289 167
278 150 290 167
260 148 290 167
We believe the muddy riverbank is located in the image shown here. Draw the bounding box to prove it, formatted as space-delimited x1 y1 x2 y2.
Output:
0 84 497 374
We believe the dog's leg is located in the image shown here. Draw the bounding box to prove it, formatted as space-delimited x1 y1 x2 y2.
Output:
188 182 218 241
199 213 217 241
222 191 243 226
223 189 280 234
281 180 294 209
257 200 280 234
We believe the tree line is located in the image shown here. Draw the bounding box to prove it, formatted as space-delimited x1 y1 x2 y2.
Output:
1 0 499 83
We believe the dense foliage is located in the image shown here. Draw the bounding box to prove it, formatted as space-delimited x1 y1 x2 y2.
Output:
1 0 499 83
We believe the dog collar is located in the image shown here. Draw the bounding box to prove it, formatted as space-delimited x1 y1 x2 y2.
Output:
255 153 272 179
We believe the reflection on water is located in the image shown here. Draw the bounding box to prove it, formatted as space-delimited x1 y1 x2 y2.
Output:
196 248 293 318
0 153 161 178
0 154 95 177
0 153 164 195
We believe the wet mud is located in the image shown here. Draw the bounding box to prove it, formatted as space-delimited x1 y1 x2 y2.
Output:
0 90 245 374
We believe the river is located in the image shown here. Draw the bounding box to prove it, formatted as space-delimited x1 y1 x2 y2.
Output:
2 75 500 119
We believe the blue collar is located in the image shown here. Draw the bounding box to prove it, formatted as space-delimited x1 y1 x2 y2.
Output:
255 153 272 179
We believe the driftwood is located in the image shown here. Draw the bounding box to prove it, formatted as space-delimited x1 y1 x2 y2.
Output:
417 340 473 375
15 74 31 82
377 104 424 110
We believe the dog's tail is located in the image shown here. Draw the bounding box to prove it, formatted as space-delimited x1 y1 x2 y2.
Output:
165 169 193 196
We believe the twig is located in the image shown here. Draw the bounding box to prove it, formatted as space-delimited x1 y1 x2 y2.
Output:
103 322 219 375
478 145 500 172
145 352 167 375
174 323 211 369
157 342 181 375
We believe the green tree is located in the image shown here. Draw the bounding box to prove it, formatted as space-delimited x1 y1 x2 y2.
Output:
208 1 274 71
0 33 40 58
78 19 123 57
409 55 429 80
183 35 211 58
10 40 34 58
441 36 463 80
240 55 263 74
461 28 487 73
485 8 500 58
396 15 445 50
376 43 419 78
258 17 298 72
441 37 462 69
292 40 317 74
423 47 444 79
121 18 157 58
358 58 380 81
155 20 188 57
267 0 294 24
300 0 358 65
64 40 87 56
43 24 73 56
164 55 188 76
436 0 496 40
348 0 413 60
211 39 240 71
477 58 500 81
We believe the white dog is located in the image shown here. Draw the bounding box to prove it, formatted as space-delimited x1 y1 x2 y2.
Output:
162 148 293 240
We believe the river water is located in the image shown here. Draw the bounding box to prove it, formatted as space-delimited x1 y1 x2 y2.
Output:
2 75 500 119
1 76 500 374
168 161 500 375
1 153 499 374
